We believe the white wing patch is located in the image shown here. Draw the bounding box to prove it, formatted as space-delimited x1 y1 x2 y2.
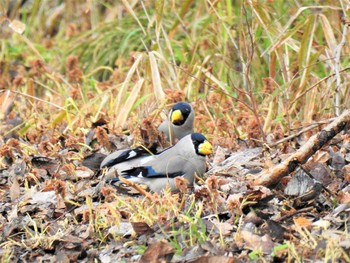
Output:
127 150 137 159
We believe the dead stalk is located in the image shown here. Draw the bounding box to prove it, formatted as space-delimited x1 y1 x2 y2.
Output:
333 1 349 116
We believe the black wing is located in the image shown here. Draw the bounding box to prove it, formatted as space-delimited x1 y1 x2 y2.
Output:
121 166 184 178
101 144 158 168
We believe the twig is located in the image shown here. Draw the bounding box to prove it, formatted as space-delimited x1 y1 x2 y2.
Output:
290 66 350 106
191 65 254 112
276 207 314 222
118 175 153 200
269 118 335 147
243 4 266 142
334 13 349 116
1 89 65 110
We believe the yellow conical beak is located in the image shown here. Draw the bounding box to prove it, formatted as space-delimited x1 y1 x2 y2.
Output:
171 109 183 123
198 140 213 155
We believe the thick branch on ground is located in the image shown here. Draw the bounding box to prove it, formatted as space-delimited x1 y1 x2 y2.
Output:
253 109 350 187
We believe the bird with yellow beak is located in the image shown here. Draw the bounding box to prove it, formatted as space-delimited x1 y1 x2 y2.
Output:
108 133 212 193
158 102 194 144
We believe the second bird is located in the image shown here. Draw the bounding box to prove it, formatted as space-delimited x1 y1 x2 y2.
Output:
158 102 194 144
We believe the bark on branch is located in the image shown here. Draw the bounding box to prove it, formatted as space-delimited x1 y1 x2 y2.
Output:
253 109 350 187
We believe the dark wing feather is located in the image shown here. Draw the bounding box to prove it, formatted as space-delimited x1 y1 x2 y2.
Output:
101 145 158 168
122 166 184 178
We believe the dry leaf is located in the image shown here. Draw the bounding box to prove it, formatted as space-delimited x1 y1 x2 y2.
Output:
210 219 234 236
293 217 312 228
240 226 275 254
212 146 228 165
139 240 174 263
227 193 243 211
175 177 189 193
31 191 57 205
312 219 330 229
312 151 331 164
10 178 20 201
75 166 94 179
131 221 154 235
109 222 133 236
338 191 350 204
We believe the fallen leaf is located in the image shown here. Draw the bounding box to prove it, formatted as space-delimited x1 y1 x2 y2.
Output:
109 222 133 236
139 240 174 263
212 146 229 165
174 176 189 193
293 217 312 228
75 166 94 179
337 193 350 207
312 151 331 163
312 219 330 229
10 178 20 201
240 224 275 254
131 221 154 235
226 193 243 211
31 191 57 205
210 218 234 236
284 169 314 196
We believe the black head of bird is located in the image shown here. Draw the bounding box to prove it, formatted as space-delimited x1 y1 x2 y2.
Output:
158 102 195 144
171 102 193 126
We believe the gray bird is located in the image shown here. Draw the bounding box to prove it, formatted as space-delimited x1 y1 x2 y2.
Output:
108 133 212 193
100 102 195 175
158 102 194 144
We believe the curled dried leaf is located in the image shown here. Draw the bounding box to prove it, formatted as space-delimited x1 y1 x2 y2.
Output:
174 177 189 193
206 176 219 192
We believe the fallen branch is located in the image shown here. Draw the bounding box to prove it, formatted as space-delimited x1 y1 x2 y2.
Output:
253 109 350 187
